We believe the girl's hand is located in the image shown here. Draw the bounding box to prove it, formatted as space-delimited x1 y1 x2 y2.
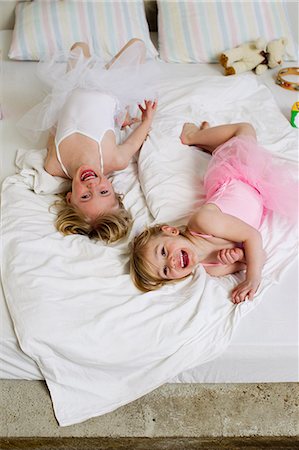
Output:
138 100 158 125
231 278 260 304
217 247 245 265
121 116 140 129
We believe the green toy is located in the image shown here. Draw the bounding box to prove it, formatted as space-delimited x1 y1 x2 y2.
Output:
290 102 299 128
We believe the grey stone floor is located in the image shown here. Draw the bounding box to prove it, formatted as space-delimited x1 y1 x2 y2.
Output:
1 381 299 438
1 380 299 450
0 437 299 450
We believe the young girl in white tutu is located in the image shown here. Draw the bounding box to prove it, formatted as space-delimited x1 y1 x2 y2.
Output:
18 39 158 243
130 121 297 303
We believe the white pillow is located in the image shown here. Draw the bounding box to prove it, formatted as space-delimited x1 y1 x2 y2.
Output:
138 128 209 225
157 0 297 63
9 0 158 61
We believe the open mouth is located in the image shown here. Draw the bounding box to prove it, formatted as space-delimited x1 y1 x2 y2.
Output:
80 170 98 182
180 250 189 268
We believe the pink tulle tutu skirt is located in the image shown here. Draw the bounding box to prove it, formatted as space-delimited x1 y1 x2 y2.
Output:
204 136 298 223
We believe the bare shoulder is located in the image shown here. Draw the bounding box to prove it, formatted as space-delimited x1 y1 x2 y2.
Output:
101 130 123 173
189 203 241 237
190 202 261 244
188 204 221 233
44 133 65 177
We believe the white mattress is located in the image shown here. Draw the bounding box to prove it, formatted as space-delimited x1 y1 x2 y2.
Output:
0 29 298 417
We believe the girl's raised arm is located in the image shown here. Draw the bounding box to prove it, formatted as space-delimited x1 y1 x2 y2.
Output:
113 100 157 170
189 206 265 303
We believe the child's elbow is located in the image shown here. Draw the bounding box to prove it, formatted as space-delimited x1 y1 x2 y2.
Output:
261 248 267 264
115 154 129 171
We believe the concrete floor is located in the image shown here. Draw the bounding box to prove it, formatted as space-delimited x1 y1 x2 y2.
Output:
1 381 298 442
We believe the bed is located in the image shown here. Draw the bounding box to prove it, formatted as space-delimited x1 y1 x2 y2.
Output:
0 1 298 427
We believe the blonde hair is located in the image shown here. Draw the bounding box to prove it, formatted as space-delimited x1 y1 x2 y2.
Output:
130 224 189 292
53 193 132 244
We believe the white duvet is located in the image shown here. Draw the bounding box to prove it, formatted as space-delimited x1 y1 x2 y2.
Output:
1 71 298 426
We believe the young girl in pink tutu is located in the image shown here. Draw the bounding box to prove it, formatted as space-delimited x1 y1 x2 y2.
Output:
18 39 158 243
130 121 298 303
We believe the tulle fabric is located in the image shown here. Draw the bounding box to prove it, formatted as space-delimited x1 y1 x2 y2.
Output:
204 136 298 222
18 41 159 142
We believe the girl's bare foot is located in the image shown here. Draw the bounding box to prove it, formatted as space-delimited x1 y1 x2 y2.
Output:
180 123 199 145
199 121 210 130
180 121 210 145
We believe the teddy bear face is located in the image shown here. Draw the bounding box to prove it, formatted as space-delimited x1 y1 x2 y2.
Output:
267 38 287 69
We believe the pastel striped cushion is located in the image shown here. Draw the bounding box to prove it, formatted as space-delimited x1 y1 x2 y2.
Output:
158 0 297 63
9 0 158 61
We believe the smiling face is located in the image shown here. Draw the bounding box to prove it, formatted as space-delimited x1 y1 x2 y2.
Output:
66 166 119 221
143 226 200 281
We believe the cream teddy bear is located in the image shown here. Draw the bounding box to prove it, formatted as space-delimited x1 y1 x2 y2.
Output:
219 37 287 76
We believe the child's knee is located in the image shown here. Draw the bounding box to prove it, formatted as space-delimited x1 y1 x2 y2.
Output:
70 42 91 58
128 38 146 54
127 38 145 46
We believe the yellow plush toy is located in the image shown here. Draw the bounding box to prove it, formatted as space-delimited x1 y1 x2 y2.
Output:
219 37 287 76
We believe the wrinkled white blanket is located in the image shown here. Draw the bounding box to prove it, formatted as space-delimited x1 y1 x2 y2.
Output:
1 73 297 426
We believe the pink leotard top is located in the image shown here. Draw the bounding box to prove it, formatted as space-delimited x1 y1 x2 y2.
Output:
206 179 264 230
55 89 117 178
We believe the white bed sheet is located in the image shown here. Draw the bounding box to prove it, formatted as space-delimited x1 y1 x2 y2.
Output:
0 31 44 380
1 30 298 425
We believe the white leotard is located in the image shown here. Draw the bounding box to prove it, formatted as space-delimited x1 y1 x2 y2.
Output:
55 88 117 178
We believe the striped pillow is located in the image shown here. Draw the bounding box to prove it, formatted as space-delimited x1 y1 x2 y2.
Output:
9 0 158 61
157 0 297 63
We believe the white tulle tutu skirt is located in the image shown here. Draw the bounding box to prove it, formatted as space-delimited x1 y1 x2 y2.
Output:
18 41 160 142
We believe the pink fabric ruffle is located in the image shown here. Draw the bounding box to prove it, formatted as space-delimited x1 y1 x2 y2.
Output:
204 135 298 223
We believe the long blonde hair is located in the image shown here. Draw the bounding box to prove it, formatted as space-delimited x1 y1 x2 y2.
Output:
54 193 132 243
130 224 189 292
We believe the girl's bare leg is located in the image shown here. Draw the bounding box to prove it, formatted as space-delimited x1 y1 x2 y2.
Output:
105 38 146 69
67 39 146 71
67 42 91 71
70 42 91 57
180 121 256 153
107 39 146 127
